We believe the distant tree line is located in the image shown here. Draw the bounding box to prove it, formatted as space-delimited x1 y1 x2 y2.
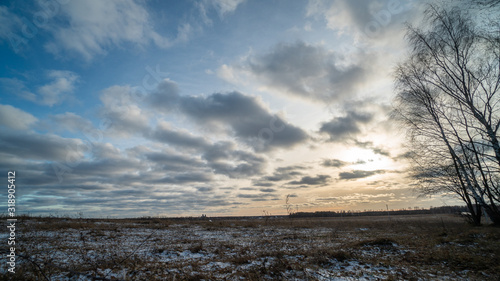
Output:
289 206 469 218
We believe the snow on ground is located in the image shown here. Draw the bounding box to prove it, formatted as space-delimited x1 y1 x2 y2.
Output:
1 215 497 280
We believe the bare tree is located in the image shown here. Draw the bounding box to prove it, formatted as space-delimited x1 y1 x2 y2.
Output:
393 3 500 225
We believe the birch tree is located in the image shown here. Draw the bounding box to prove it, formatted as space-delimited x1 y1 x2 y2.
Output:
394 3 500 225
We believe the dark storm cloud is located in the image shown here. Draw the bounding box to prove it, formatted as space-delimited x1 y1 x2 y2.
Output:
320 110 373 142
339 170 385 180
288 175 331 186
246 41 370 102
321 158 347 168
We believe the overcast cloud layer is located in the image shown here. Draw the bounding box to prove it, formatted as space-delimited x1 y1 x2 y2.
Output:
0 0 460 217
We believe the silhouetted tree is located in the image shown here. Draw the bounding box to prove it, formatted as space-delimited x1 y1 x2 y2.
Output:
393 3 500 225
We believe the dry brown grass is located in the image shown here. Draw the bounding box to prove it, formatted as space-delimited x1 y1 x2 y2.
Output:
1 214 498 280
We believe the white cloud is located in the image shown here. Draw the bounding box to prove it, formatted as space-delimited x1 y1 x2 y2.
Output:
196 0 245 26
44 0 171 60
47 112 94 133
199 0 245 19
0 104 38 130
0 71 78 106
216 64 243 85
212 0 246 17
306 0 414 42
0 6 21 40
218 41 373 103
38 70 79 106
99 85 149 137
0 77 37 102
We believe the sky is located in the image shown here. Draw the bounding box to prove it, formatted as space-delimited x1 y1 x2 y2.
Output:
0 0 463 218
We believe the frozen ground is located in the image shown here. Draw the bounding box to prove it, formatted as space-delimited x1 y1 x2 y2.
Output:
1 214 499 280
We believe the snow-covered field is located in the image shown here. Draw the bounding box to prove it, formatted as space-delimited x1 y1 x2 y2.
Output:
2 214 498 280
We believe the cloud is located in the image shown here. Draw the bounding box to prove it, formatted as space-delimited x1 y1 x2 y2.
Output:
99 85 149 136
307 0 372 32
0 6 21 41
237 192 278 201
146 79 181 111
393 151 415 161
202 141 267 178
91 143 121 160
182 92 309 151
196 0 245 27
0 104 38 130
44 0 172 60
0 78 37 102
320 110 373 142
37 70 79 106
354 140 391 157
67 157 145 178
96 81 272 179
0 71 78 106
306 0 413 42
196 186 214 192
148 85 309 151
144 150 205 172
0 131 84 162
262 165 304 182
253 182 274 187
46 112 93 133
240 41 370 102
315 192 396 205
213 0 245 16
288 174 331 186
202 0 245 18
339 169 385 180
147 121 210 150
153 172 213 184
321 158 347 168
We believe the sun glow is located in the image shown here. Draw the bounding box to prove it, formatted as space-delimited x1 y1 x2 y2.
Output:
335 147 391 171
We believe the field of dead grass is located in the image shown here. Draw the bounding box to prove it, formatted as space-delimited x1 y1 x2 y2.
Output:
1 214 499 280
